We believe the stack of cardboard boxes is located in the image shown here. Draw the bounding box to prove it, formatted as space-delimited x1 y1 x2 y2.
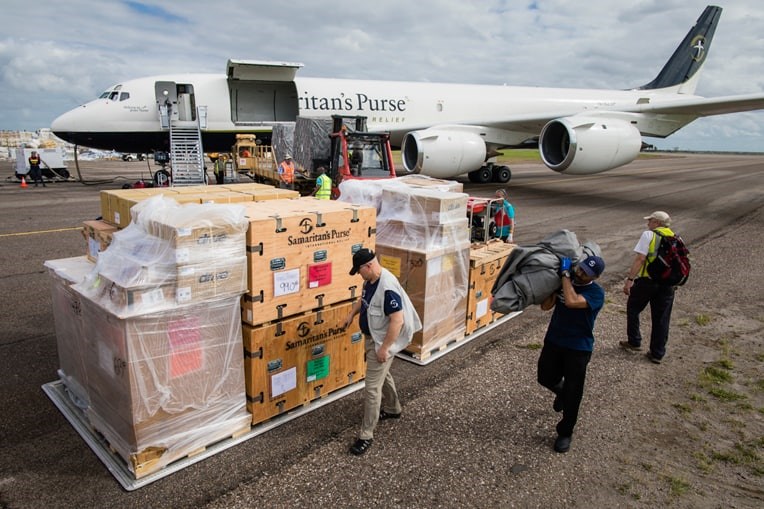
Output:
63 196 253 478
361 181 472 359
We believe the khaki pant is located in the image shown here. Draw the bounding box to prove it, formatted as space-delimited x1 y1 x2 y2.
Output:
359 336 401 440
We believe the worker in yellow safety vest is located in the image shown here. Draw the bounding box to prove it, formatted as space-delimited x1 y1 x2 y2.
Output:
278 154 295 189
311 167 332 199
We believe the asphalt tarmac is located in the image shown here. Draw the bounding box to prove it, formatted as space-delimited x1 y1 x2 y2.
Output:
0 154 762 508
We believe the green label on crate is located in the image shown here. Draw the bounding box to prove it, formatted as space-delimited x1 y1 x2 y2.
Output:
313 250 327 262
306 356 329 382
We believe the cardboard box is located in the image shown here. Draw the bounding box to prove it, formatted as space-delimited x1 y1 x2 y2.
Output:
201 191 255 204
377 217 469 252
142 203 248 265
76 293 251 478
45 256 95 408
82 220 118 262
379 186 468 225
395 175 464 193
243 300 365 425
376 243 470 356
466 241 515 335
241 199 376 325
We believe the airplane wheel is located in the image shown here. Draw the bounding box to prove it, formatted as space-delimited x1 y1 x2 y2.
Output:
492 165 511 183
468 167 493 183
154 169 171 187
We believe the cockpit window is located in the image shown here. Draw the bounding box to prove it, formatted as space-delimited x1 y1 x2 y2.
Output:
120 92 130 101
99 84 123 100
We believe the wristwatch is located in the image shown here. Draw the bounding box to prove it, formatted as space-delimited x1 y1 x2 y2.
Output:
562 270 571 279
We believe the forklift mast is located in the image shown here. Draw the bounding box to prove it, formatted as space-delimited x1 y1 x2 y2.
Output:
328 115 396 189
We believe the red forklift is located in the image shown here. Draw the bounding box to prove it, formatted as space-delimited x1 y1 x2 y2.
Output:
327 115 396 197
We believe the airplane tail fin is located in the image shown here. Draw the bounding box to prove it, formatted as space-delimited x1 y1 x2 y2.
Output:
639 5 722 93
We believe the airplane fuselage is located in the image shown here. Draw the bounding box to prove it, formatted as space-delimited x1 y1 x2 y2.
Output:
50 7 764 181
52 73 696 154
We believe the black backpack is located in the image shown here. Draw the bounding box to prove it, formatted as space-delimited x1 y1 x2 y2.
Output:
646 230 691 286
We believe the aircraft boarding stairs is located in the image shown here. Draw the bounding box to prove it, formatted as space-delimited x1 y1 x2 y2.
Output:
169 122 205 186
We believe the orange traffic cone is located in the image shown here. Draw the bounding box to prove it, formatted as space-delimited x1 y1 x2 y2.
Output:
20 176 28 188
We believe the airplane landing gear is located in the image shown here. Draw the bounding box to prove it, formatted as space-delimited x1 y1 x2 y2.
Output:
468 166 493 183
492 165 511 183
468 164 512 184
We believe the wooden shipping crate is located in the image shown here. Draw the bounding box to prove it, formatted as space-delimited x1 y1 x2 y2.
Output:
241 199 376 325
82 219 118 262
201 191 255 204
376 242 470 356
76 294 251 479
243 300 366 425
466 241 516 335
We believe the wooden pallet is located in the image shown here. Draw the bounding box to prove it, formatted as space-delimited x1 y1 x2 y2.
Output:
43 378 364 491
395 311 522 366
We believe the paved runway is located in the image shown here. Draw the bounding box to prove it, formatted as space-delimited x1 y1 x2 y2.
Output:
0 153 762 507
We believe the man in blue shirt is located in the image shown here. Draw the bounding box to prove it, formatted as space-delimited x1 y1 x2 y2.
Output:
343 248 421 455
538 255 605 453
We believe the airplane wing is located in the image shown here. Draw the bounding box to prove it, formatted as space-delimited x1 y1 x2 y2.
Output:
634 93 764 117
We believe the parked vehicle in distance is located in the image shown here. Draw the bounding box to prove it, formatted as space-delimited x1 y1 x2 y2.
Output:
121 153 145 162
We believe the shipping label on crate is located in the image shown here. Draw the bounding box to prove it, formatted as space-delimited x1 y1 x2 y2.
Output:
273 268 300 297
270 365 297 398
306 355 330 382
308 262 332 289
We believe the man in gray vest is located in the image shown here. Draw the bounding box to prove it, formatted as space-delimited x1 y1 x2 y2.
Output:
343 248 422 455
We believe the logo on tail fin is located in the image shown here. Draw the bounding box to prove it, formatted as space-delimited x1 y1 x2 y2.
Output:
691 36 706 62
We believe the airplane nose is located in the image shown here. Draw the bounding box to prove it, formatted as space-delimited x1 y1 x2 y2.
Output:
51 106 83 132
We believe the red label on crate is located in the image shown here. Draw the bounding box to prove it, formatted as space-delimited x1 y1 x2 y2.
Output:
168 317 203 378
308 262 332 288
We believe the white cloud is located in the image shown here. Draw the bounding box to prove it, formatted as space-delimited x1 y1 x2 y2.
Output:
1 0 762 152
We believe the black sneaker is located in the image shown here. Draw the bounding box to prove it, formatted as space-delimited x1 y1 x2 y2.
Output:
349 438 373 455
645 352 662 364
619 340 641 351
554 435 572 453
379 410 401 421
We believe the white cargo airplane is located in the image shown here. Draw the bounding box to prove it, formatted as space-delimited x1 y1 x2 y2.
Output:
52 5 764 183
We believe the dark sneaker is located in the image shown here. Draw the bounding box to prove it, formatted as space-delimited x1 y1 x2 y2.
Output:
379 410 401 421
349 438 373 455
619 340 641 351
554 435 572 453
553 395 563 413
645 352 662 364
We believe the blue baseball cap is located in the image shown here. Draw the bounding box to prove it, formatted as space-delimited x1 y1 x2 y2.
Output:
579 255 605 277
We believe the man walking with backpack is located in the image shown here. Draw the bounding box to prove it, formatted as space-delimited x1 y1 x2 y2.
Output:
621 211 685 364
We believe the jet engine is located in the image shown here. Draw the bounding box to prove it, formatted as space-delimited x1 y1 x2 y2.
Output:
401 128 486 178
539 116 642 174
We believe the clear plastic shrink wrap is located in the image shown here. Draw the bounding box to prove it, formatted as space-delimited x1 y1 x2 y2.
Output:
76 195 248 316
77 294 250 477
44 256 96 409
338 177 471 353
66 195 251 477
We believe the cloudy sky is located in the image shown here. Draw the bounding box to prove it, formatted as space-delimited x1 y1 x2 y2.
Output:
2 0 763 152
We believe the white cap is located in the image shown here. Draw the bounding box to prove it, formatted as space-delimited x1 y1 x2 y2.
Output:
643 211 671 226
